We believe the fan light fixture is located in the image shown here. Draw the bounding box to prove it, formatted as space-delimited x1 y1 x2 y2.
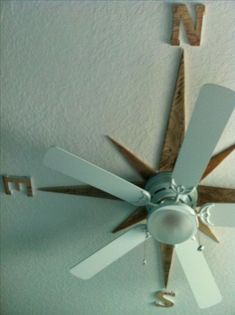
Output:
147 204 198 244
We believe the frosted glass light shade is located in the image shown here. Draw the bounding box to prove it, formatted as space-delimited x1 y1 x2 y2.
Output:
147 204 197 245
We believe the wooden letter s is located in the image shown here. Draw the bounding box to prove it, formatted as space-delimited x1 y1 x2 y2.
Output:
155 291 175 308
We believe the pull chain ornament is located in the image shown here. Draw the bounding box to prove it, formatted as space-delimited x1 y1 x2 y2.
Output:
197 245 205 251
195 226 205 251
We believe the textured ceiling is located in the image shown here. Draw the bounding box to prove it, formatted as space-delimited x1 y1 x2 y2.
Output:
1 1 235 315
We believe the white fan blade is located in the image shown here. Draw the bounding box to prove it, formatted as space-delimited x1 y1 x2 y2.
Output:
172 84 235 188
200 203 235 227
70 225 148 279
44 147 150 206
175 238 222 309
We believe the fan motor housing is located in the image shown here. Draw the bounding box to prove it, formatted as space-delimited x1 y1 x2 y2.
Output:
145 172 198 245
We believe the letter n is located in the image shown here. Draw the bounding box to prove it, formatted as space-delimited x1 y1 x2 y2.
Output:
171 4 205 46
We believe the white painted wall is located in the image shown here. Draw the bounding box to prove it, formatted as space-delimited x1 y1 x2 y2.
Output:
1 1 235 314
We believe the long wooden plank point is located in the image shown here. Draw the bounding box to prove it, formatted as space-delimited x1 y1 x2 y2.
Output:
160 244 174 288
202 144 235 179
159 50 185 171
112 207 147 233
107 136 156 180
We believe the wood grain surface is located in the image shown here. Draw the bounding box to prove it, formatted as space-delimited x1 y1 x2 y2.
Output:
159 50 185 171
112 207 147 233
171 4 205 46
107 136 156 180
198 219 219 243
198 185 235 206
38 185 119 199
160 244 174 288
202 144 235 179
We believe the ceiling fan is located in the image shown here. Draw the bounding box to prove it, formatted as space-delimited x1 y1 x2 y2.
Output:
43 83 235 309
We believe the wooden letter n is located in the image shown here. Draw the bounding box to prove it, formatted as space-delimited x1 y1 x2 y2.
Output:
171 4 205 46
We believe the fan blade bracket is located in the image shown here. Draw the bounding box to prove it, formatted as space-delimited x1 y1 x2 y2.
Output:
199 204 216 226
199 203 235 227
170 178 196 198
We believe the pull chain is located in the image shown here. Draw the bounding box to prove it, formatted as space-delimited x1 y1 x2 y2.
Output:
143 228 150 265
196 229 205 251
